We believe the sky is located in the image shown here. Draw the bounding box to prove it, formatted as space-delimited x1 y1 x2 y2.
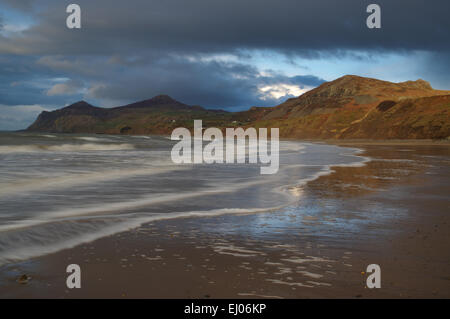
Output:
0 0 449 130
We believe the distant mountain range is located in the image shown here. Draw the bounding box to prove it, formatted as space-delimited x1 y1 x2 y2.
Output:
27 75 450 139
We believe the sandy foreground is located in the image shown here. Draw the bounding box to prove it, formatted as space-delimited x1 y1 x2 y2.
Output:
0 143 449 298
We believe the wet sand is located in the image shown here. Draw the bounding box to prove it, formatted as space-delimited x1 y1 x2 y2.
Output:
0 143 449 298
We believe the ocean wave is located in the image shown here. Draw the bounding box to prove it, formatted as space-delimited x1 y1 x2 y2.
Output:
0 178 286 234
0 149 370 233
0 165 189 197
0 142 371 266
75 136 111 142
0 143 135 154
0 206 284 266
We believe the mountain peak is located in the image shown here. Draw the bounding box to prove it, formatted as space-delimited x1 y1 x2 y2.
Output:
336 74 363 81
328 74 382 86
305 75 436 101
302 74 376 99
65 101 95 109
149 94 181 104
120 95 185 109
330 75 433 90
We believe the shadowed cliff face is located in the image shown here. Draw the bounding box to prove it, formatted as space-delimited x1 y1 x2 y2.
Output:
27 95 231 134
27 76 450 139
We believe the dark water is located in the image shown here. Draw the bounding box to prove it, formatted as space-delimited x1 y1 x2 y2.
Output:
0 132 368 265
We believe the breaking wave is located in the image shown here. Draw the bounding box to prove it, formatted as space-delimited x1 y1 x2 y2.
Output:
0 143 135 153
0 137 371 266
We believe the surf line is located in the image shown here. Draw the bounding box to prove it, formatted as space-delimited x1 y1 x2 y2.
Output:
170 120 279 174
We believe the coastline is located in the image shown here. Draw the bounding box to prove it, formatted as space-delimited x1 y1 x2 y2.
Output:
0 142 449 298
294 138 450 146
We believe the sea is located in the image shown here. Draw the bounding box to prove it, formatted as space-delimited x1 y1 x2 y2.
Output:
0 132 369 265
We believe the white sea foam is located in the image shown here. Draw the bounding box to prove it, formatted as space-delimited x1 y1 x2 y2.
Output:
0 143 135 153
279 141 305 152
75 136 110 142
0 207 279 265
298 270 323 279
0 139 370 266
0 165 188 197
0 142 369 235
0 183 289 233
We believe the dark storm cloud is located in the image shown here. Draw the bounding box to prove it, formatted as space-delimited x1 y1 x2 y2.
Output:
0 51 324 110
84 55 324 107
1 0 449 55
1 0 34 11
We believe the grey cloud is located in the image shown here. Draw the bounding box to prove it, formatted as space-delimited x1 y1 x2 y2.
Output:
1 0 35 11
82 56 325 108
0 55 86 107
1 0 449 56
2 50 324 111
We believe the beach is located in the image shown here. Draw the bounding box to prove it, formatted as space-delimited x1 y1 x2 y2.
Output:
1 0 449 303
0 141 449 298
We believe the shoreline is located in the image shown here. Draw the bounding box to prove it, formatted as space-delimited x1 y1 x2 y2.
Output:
8 130 450 145
0 142 449 298
289 138 450 146
0 140 368 267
